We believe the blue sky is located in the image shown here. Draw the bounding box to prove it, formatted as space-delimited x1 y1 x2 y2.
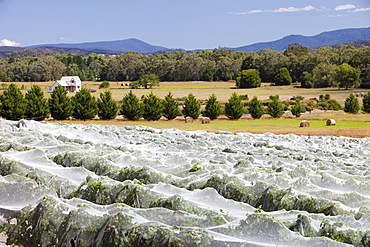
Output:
0 0 369 50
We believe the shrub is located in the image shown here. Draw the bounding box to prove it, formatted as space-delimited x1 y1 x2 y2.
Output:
98 81 110 89
163 92 181 120
203 94 222 120
182 93 200 119
344 93 360 114
225 92 244 120
327 99 342 110
291 99 303 118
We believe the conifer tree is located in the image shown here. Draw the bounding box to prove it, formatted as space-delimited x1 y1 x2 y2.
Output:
344 93 360 114
142 92 164 121
72 88 98 120
98 90 119 120
49 85 74 120
248 96 264 119
121 90 143 120
267 95 284 118
363 92 370 113
25 85 49 120
182 93 200 119
203 94 222 120
163 92 181 120
290 99 303 118
0 83 26 120
224 92 244 120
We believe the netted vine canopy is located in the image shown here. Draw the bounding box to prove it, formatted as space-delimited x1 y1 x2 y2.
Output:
1 119 370 246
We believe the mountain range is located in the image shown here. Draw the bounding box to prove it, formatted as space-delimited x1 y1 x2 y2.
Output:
1 27 369 57
232 27 370 52
26 38 167 53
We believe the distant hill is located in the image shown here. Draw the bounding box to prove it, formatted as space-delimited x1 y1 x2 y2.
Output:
0 46 123 59
232 27 370 52
1 27 370 58
26 38 167 53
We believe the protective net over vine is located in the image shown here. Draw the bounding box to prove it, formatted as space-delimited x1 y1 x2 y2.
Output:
1 119 370 246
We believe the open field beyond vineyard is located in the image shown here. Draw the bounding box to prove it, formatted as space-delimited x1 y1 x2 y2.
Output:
52 111 370 138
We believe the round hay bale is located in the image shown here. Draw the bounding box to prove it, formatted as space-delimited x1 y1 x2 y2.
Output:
201 117 211 124
299 120 310 127
185 116 193 123
326 119 336 126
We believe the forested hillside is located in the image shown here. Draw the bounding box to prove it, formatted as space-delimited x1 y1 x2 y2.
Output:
0 43 369 88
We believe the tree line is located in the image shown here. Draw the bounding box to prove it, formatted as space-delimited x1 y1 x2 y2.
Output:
0 43 369 88
0 83 368 122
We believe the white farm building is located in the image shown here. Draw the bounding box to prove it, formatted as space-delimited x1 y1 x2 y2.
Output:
48 76 82 93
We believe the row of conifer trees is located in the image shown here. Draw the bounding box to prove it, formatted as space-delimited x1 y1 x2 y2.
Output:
0 83 276 121
0 83 367 122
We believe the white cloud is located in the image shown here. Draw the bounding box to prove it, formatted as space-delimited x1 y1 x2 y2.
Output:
335 4 356 11
0 39 21 46
353 6 370 12
234 9 264 14
272 5 315 13
59 37 71 41
231 5 316 15
247 9 264 14
328 14 347 17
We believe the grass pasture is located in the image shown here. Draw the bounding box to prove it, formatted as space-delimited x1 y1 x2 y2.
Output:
53 110 370 138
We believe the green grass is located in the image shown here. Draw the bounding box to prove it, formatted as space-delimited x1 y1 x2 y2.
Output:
54 111 370 131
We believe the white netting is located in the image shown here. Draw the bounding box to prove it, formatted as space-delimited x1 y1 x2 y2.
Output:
0 119 369 246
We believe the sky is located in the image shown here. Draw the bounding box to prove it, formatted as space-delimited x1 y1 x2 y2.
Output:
0 0 369 50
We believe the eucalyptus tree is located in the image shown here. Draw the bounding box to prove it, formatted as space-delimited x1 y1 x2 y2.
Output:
333 63 361 90
236 69 261 88
274 67 292 86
